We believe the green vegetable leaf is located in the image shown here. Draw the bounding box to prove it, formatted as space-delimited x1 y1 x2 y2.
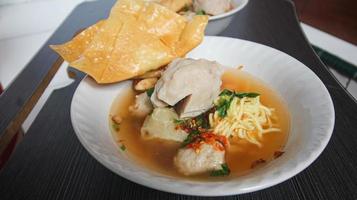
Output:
245 93 260 98
195 116 203 126
235 92 260 98
215 90 260 118
182 135 194 147
217 104 228 118
215 89 235 118
120 144 126 151
195 114 210 129
112 123 120 131
173 119 185 125
196 9 206 15
190 129 200 135
210 163 231 176
181 129 201 147
219 89 234 96
216 97 233 118
146 88 155 97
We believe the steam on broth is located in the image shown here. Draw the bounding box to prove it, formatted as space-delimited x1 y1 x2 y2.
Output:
110 69 290 180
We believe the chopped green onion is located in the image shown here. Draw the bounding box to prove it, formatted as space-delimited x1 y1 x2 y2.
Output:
182 135 194 147
181 129 201 147
120 144 126 151
195 114 210 129
235 92 260 98
196 10 206 15
215 90 260 118
173 119 185 125
190 129 200 135
216 97 233 118
112 123 120 131
210 163 231 176
219 89 234 96
146 88 154 97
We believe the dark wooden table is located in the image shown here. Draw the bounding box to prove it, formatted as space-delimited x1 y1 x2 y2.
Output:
0 0 357 199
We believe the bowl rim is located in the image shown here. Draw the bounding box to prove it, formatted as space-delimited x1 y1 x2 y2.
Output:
70 36 335 196
208 0 249 21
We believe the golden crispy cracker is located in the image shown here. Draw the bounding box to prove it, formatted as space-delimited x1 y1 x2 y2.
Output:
100 17 174 83
174 15 208 57
50 0 208 84
137 2 186 47
70 12 126 83
50 20 104 63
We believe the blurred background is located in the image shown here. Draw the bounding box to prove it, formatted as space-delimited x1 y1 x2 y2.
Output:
0 0 356 133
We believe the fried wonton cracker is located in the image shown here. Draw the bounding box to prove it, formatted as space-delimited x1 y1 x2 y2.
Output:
49 20 105 63
50 0 207 84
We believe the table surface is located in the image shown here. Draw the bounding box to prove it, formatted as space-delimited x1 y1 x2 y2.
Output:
1 0 357 199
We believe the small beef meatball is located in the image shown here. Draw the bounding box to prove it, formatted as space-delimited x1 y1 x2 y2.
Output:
174 142 225 175
151 58 223 118
141 108 188 142
129 92 153 117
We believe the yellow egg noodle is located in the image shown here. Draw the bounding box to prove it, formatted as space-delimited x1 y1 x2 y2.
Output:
209 96 281 147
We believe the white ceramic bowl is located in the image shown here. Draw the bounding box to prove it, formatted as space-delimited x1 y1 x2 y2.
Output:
71 36 335 196
205 0 249 35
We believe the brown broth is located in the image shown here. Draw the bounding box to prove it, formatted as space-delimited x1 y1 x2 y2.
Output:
110 69 290 180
